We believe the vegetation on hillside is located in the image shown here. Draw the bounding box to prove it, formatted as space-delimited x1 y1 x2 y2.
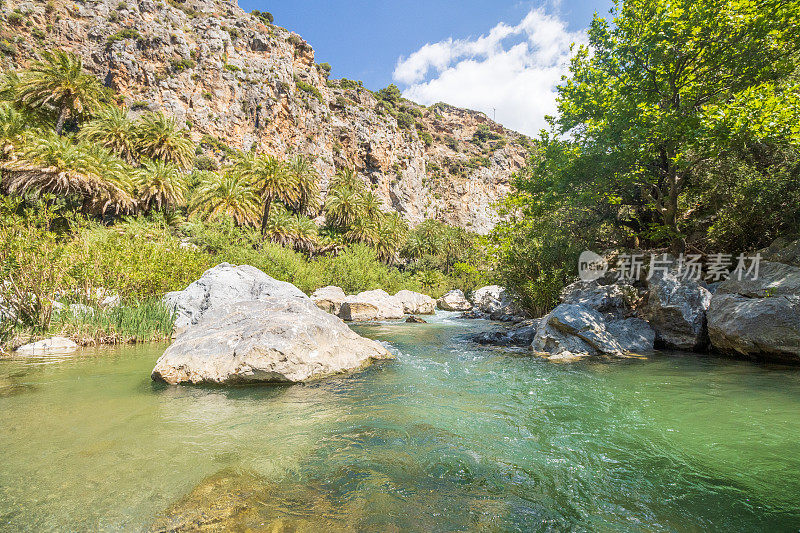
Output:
0 49 491 351
492 0 800 315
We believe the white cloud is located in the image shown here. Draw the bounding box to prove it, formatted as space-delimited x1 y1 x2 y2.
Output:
393 9 586 136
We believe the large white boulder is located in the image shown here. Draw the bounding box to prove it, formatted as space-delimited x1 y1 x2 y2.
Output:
151 298 393 385
15 336 78 355
310 286 346 315
394 290 436 315
163 263 306 334
437 289 472 311
338 289 404 321
707 261 800 361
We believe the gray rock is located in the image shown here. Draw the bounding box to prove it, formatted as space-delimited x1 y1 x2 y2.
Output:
15 337 78 355
715 261 800 298
405 315 427 323
163 263 306 334
759 238 800 267
470 319 538 347
471 285 520 316
643 271 712 350
394 290 436 315
532 303 654 359
707 260 800 361
339 289 404 321
437 289 472 311
560 279 638 317
151 299 393 385
310 285 346 315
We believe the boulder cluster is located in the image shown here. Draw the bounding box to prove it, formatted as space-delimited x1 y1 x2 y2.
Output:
472 243 800 364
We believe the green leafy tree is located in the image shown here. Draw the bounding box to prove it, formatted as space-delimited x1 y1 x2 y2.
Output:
15 50 107 135
551 0 800 252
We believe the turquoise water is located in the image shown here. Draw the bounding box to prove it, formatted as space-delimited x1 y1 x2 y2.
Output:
1 312 799 531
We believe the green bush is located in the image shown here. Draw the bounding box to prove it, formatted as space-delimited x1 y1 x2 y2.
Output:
106 28 140 47
170 58 196 73
251 10 273 24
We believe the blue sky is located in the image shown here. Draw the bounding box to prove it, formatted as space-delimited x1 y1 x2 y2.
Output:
238 1 615 135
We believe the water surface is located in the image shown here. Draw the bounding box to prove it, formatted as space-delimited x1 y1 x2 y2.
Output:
1 313 799 531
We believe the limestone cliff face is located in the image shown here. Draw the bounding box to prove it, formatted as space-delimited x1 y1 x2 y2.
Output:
0 0 529 232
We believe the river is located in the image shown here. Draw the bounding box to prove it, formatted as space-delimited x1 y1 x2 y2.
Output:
1 312 799 531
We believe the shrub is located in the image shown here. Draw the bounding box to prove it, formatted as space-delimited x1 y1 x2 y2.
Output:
170 58 195 73
251 10 273 25
294 78 322 103
106 28 140 47
194 155 217 170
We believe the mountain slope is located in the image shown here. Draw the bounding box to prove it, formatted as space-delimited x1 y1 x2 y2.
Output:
0 0 529 232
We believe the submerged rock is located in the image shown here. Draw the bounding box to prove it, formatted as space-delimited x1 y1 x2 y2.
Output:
310 285 346 315
470 319 539 347
163 263 306 334
437 289 472 311
394 290 436 315
15 337 78 355
707 261 800 361
151 298 393 385
339 289 404 321
406 315 427 323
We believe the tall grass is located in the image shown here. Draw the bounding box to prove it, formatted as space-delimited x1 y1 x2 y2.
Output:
49 300 175 345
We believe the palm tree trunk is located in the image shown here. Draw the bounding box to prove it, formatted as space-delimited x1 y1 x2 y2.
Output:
55 106 69 136
260 195 273 239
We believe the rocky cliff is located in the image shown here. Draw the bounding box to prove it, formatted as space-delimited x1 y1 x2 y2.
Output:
0 0 529 232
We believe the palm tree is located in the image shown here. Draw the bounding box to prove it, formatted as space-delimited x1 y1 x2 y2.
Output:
375 212 408 264
135 159 187 212
2 133 136 214
190 170 259 226
402 231 427 261
329 167 363 192
83 145 137 215
360 191 384 221
288 213 318 252
15 50 107 135
286 155 320 216
345 215 379 245
324 177 365 229
0 103 30 159
135 112 195 169
263 205 295 247
233 152 298 238
80 106 137 163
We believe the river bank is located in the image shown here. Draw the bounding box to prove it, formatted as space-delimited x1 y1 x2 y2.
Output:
1 313 799 531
